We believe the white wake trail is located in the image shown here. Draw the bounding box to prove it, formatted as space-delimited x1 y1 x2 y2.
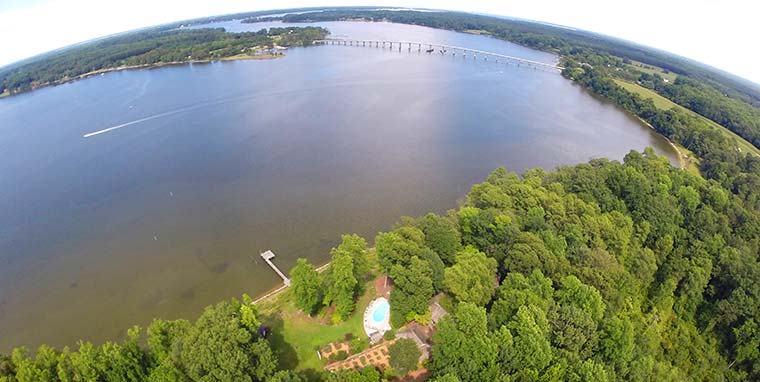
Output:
83 81 378 138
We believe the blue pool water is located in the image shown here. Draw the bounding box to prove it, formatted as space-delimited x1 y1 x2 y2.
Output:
372 300 390 323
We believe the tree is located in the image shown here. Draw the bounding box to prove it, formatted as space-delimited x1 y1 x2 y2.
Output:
430 303 500 382
444 246 497 306
733 319 760 378
290 258 322 314
0 354 14 381
12 345 59 382
267 370 304 382
324 251 358 321
376 230 423 273
388 338 421 375
505 305 553 375
390 256 435 326
416 213 462 265
488 270 553 330
334 234 371 282
325 366 380 382
430 374 461 382
555 276 605 323
98 327 149 382
179 299 276 382
147 319 190 364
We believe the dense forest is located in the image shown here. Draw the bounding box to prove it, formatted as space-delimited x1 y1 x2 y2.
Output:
3 149 760 381
3 8 760 382
279 9 760 152
277 9 760 107
0 26 327 95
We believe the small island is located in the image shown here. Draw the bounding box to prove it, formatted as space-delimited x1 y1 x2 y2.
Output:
0 26 328 97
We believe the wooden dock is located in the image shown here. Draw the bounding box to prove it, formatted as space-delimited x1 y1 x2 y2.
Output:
261 250 291 287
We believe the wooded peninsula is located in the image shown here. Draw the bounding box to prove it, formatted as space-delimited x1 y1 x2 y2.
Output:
3 8 760 382
0 26 328 96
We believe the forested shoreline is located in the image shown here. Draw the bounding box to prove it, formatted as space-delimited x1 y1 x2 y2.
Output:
0 26 327 96
3 8 760 382
277 9 760 153
4 148 760 381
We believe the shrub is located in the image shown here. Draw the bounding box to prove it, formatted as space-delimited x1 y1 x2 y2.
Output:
350 337 369 354
383 330 396 341
388 338 421 375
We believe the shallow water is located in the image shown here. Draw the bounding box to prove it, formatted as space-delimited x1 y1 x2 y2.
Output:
0 20 677 352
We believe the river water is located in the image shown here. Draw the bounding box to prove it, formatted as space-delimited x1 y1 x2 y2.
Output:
0 21 677 352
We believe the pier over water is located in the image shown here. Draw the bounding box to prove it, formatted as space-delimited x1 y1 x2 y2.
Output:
314 39 564 72
261 250 291 287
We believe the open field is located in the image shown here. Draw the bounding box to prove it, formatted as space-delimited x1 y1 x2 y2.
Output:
626 59 678 83
463 29 491 35
258 280 378 372
614 79 760 157
257 250 382 372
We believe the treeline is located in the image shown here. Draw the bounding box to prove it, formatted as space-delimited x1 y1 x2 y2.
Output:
367 148 760 381
277 9 760 106
5 148 760 381
569 50 760 152
422 148 760 381
290 234 372 322
659 77 760 149
279 9 760 150
0 27 327 95
0 296 291 382
562 55 760 211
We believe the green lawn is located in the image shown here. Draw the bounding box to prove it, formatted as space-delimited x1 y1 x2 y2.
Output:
626 60 678 83
463 29 491 36
257 251 382 373
613 79 760 157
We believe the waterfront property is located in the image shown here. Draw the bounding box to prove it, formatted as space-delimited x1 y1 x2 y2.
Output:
363 297 391 343
0 20 680 352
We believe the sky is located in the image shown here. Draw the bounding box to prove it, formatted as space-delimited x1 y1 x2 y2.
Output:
1 0 759 84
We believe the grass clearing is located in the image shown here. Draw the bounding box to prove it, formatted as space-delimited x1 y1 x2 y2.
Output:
626 59 678 83
464 29 491 35
257 250 382 373
613 79 760 157
219 53 281 61
258 281 376 372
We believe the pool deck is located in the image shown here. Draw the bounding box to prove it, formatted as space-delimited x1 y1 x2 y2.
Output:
363 297 391 342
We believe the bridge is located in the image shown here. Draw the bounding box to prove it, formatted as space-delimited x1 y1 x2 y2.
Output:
313 39 564 72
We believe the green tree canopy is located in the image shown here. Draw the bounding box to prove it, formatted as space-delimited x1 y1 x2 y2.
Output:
179 299 276 382
444 246 498 306
388 338 421 375
290 258 322 315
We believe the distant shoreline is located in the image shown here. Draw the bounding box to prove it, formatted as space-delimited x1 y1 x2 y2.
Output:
0 53 282 99
635 116 688 169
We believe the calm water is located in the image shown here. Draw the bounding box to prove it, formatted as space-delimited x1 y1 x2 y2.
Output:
0 21 677 352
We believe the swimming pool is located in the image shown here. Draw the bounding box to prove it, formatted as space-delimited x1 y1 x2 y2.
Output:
364 297 391 342
372 299 390 323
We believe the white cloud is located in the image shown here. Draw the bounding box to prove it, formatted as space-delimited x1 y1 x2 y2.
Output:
1 0 758 84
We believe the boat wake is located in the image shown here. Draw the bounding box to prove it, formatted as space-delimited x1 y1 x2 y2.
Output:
82 80 408 138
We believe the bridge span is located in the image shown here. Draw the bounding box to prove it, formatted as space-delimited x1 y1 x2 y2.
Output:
313 39 564 72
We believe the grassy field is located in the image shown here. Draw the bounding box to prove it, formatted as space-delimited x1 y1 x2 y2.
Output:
219 53 281 61
463 29 491 35
256 251 382 373
258 282 377 372
626 59 678 83
613 79 760 157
